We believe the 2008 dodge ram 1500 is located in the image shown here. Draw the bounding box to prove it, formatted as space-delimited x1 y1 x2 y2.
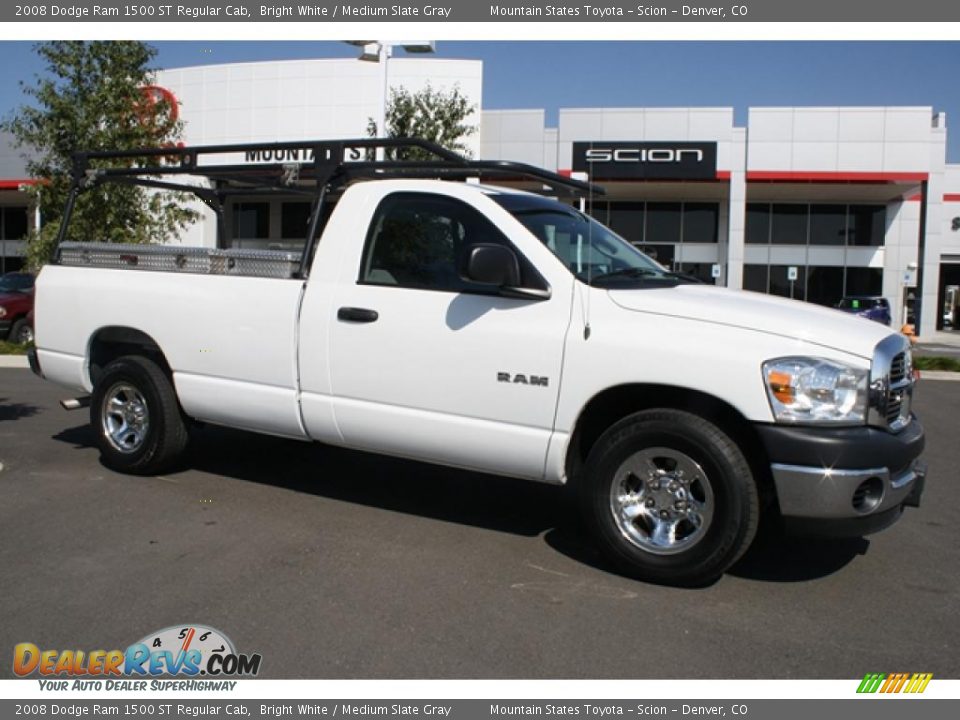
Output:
29 139 926 585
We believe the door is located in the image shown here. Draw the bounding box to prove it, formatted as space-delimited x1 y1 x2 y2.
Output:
327 191 574 481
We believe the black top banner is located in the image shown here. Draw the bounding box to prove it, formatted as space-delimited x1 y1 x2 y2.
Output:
4 1 960 22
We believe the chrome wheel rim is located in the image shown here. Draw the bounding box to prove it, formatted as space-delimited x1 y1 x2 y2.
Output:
609 447 714 556
101 382 150 454
16 326 33 344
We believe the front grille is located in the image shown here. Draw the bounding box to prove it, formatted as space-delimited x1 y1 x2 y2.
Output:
890 353 906 384
871 339 913 433
886 395 904 425
884 352 911 430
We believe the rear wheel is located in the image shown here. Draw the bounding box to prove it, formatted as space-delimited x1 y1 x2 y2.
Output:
91 355 188 475
580 409 759 586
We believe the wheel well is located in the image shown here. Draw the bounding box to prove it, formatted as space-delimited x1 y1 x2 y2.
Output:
88 327 173 388
565 384 776 505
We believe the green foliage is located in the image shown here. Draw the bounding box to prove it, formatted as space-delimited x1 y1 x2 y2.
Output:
1 41 197 270
914 355 960 372
0 340 32 355
368 83 477 160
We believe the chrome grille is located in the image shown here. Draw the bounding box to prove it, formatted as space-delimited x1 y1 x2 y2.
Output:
885 395 904 425
885 352 907 425
890 353 906 384
869 337 914 433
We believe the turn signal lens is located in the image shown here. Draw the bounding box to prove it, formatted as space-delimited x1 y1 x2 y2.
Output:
767 370 795 404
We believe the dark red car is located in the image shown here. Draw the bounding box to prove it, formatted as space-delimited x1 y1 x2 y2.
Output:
0 272 35 344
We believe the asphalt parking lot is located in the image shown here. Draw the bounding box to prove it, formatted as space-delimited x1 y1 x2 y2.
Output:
1 368 958 679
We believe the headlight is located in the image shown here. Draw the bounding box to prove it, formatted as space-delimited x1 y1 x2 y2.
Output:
0 306 7 318
762 357 868 425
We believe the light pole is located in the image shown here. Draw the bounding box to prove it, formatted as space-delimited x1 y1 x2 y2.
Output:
346 41 436 159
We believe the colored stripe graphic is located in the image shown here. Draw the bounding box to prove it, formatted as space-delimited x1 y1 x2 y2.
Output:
857 673 885 693
906 673 934 693
857 672 932 693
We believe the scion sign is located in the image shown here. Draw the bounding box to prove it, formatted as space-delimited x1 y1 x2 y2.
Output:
573 141 718 180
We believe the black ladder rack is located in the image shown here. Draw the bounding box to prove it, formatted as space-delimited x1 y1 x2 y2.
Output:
56 137 606 278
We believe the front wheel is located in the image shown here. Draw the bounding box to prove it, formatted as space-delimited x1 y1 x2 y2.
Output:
580 409 759 586
90 355 189 475
9 318 33 345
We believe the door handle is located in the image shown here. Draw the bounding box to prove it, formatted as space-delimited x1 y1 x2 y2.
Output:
337 306 379 323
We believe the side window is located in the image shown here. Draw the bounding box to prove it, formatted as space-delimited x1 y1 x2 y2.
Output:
359 192 543 293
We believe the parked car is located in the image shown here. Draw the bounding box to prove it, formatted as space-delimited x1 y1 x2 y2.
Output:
30 139 927 587
837 296 892 326
0 272 35 344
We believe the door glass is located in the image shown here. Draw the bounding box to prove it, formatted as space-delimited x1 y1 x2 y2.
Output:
360 193 543 293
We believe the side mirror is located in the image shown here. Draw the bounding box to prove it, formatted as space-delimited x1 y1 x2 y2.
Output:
461 244 522 287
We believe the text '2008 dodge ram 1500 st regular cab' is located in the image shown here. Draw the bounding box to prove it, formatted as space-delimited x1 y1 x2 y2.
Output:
30 138 927 586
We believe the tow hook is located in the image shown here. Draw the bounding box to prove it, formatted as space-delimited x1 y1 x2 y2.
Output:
903 461 927 509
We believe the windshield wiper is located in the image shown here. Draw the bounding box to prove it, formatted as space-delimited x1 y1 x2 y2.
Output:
585 267 661 286
662 271 703 284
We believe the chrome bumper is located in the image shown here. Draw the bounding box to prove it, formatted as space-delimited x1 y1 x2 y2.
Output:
771 459 927 520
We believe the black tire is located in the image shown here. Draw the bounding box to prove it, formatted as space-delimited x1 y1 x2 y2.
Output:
90 355 189 475
9 318 33 345
579 409 759 587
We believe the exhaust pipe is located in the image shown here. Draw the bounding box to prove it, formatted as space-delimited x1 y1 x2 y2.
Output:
60 397 91 411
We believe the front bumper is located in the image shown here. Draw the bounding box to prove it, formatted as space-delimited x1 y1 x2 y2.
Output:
0 319 10 336
757 419 927 537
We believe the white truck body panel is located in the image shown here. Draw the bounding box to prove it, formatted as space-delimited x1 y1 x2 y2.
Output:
36 269 307 439
33 178 905 484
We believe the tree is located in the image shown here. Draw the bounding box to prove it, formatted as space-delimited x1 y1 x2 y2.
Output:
368 83 477 160
2 41 196 269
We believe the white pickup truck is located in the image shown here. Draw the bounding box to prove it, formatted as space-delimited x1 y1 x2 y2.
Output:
30 139 926 585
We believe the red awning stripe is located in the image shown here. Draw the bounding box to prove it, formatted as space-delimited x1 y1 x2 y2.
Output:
0 179 37 189
747 171 928 183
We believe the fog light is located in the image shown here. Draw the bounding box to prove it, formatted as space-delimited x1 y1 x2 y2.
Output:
852 477 884 513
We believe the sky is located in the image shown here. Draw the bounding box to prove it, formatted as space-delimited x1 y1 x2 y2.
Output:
1 40 959 161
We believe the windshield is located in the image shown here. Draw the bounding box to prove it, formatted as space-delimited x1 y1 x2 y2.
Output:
0 274 33 293
491 194 691 287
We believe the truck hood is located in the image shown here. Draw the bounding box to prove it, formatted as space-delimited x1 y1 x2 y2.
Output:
607 285 892 360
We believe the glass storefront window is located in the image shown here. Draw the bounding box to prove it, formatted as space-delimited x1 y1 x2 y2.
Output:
745 204 770 244
2 207 29 241
845 266 883 296
608 202 644 243
743 264 768 293
682 203 718 243
281 202 312 240
230 202 269 246
809 205 847 246
771 204 808 245
674 262 715 283
645 202 682 244
636 243 674 266
601 201 720 245
769 265 806 301
848 205 886 247
806 266 845 307
585 201 609 226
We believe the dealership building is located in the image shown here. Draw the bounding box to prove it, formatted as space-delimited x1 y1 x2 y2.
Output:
2 55 960 337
